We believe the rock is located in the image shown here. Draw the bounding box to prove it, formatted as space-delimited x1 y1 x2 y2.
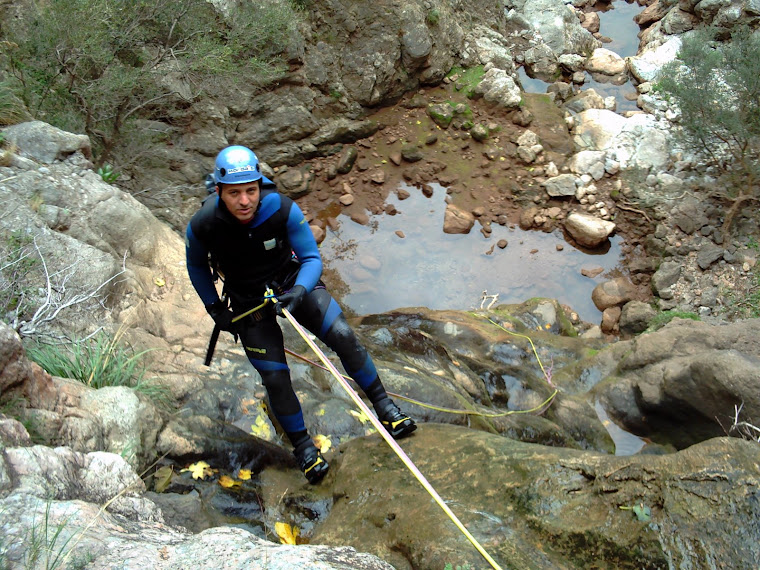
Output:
591 278 636 311
426 103 454 128
2 121 92 164
473 68 522 108
339 194 354 206
651 261 681 295
470 123 489 142
497 239 508 249
564 89 606 113
400 144 423 163
310 224 325 244
601 305 621 333
619 300 657 336
697 244 725 270
542 174 577 197
627 36 682 83
442 204 475 234
585 48 627 76
336 146 358 174
567 150 606 181
581 267 604 278
597 318 760 449
564 212 615 248
276 166 312 199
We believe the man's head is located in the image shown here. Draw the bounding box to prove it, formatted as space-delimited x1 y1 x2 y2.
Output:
214 145 263 223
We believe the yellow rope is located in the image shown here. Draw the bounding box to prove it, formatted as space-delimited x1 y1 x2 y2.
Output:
283 347 557 418
274 297 504 570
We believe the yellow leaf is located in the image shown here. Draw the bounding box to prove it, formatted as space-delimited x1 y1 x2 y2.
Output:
313 434 332 453
275 522 299 545
316 408 326 417
219 475 241 488
250 415 273 439
545 323 551 329
238 469 252 480
416 120 421 125
154 465 173 493
349 409 371 425
180 461 216 480
154 277 165 287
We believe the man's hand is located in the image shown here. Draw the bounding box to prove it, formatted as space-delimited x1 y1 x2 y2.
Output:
276 285 306 316
206 300 237 332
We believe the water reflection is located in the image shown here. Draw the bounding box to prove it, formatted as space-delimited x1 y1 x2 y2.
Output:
518 0 644 113
319 184 623 322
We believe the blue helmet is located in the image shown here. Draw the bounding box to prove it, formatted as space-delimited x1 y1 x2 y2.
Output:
214 145 263 185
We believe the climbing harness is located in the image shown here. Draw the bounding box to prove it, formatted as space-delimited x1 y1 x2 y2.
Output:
268 289 504 570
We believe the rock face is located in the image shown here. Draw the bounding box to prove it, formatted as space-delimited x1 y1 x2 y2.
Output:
595 318 760 449
313 427 760 570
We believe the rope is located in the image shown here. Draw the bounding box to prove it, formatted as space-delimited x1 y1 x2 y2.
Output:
283 347 557 418
275 299 504 570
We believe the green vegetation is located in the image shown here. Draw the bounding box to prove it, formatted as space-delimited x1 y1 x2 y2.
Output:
646 310 700 332
446 66 485 98
443 564 471 570
0 230 40 327
427 9 441 26
24 501 77 570
96 163 120 184
0 0 303 168
656 25 760 235
26 331 151 390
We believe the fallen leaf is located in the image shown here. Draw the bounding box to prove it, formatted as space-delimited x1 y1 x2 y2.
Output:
181 460 216 480
250 415 273 439
154 465 174 493
154 277 165 287
349 409 372 425
313 434 332 453
238 469 252 480
275 522 299 545
219 475 241 488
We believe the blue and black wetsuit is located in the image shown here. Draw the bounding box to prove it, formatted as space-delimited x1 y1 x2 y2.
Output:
185 179 388 445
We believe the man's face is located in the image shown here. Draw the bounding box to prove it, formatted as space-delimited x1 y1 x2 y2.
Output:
217 180 260 223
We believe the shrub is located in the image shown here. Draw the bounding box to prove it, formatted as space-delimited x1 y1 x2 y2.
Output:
656 25 760 235
0 0 302 169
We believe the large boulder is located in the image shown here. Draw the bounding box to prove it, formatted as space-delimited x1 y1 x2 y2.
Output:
564 211 616 248
595 318 760 448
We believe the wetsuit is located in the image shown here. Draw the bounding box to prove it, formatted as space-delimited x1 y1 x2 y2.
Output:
185 178 388 443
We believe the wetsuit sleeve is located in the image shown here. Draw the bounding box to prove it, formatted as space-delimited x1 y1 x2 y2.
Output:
286 203 322 292
185 222 220 306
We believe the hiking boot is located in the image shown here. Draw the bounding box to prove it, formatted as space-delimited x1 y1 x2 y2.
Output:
374 398 417 439
293 440 329 484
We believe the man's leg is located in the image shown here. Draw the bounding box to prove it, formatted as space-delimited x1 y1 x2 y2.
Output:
293 288 417 439
238 314 328 483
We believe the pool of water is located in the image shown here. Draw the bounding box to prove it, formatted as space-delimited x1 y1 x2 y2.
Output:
319 184 623 323
519 0 645 113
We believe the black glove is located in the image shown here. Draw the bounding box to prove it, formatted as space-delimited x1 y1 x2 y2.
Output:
206 300 237 332
276 285 306 316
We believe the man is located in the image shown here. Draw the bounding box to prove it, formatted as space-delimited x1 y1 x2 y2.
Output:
185 145 416 483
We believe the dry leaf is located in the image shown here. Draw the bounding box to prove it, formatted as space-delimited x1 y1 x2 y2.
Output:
180 460 216 480
219 475 241 488
349 409 371 425
313 434 332 453
275 522 299 545
238 469 252 480
154 465 174 493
